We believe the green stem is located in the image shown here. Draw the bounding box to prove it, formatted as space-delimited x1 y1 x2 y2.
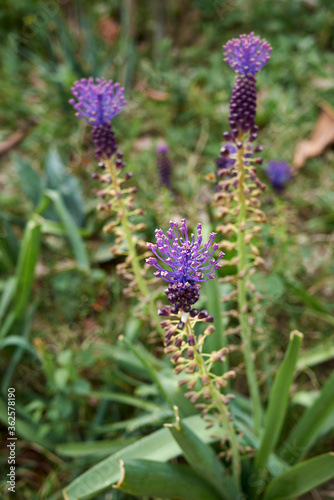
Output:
185 320 241 491
105 159 159 330
236 143 262 436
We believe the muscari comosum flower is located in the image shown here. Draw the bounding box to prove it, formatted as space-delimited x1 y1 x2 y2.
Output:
69 77 127 159
146 219 224 326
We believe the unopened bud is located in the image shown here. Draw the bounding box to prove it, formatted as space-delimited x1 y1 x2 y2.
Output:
174 364 186 375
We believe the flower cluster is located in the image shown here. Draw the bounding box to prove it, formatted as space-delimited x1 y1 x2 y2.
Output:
69 77 127 159
146 219 224 318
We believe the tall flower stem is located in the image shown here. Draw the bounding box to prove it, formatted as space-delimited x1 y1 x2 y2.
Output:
105 158 159 329
185 319 241 491
236 141 262 436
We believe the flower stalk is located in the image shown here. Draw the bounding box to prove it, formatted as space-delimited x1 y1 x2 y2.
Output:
236 140 262 436
184 318 241 490
105 158 159 327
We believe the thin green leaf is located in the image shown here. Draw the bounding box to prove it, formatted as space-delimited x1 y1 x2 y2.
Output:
263 453 334 500
114 459 222 500
0 277 16 325
255 331 303 473
45 190 89 270
297 342 334 370
121 336 172 406
0 335 40 358
15 155 43 207
0 399 54 449
281 370 334 463
13 217 41 320
1 304 38 393
204 279 229 376
167 414 236 499
56 438 137 458
82 390 162 412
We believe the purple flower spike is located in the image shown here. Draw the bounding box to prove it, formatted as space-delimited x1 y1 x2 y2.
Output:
224 32 272 76
69 77 127 126
69 77 127 159
265 160 292 193
146 219 224 313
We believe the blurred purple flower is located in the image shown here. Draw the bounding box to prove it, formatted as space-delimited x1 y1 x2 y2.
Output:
146 219 224 313
265 160 292 193
156 142 172 190
69 77 127 159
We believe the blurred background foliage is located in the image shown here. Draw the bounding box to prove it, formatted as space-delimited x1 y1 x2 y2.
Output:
1 0 334 498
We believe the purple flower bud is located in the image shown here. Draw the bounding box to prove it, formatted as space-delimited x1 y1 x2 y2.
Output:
156 142 172 190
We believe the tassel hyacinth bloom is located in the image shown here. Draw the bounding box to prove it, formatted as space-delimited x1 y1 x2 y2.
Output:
146 219 224 317
69 77 127 158
213 34 272 436
148 220 241 489
223 33 272 138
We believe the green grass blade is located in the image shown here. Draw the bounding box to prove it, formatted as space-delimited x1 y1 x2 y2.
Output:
114 459 222 500
63 414 226 500
263 453 334 500
82 390 162 412
255 330 303 473
1 304 38 393
13 217 41 319
166 413 236 499
0 399 54 449
281 370 334 463
297 341 334 370
56 438 137 458
0 276 16 325
45 190 89 271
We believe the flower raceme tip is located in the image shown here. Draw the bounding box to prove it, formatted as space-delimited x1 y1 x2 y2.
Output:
224 32 272 76
69 77 127 127
146 219 224 313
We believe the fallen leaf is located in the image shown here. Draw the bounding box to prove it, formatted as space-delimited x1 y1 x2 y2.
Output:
146 88 170 101
98 17 120 44
0 129 30 155
294 101 334 168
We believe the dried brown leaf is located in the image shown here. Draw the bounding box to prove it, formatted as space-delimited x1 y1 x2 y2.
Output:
294 102 334 168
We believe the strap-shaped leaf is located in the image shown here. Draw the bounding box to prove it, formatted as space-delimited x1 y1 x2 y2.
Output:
255 331 303 473
263 453 334 500
166 415 237 499
115 459 222 500
63 414 225 500
44 190 89 271
281 369 334 463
